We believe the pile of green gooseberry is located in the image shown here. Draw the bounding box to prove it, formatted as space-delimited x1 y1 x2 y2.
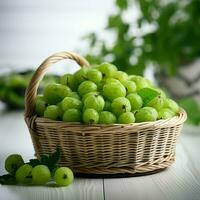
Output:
35 63 180 124
3 154 73 186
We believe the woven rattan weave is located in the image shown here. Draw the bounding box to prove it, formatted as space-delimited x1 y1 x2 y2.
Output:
24 51 187 175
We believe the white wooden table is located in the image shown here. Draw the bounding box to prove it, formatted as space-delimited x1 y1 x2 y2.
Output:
0 110 200 200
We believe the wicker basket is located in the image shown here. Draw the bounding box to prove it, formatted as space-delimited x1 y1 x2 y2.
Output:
24 51 187 176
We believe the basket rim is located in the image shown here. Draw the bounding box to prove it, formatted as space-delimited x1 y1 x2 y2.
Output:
25 108 187 131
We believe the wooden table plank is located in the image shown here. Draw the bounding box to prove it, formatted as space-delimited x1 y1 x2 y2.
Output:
104 126 200 200
0 178 104 200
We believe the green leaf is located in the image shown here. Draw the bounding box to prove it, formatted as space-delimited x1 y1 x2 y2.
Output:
0 174 17 185
107 14 122 29
116 0 128 10
138 88 160 105
178 97 200 125
27 147 61 171
45 147 61 171
83 0 200 77
28 159 41 167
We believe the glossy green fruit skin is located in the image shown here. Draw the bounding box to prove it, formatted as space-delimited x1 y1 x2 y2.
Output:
63 109 82 122
67 92 80 100
123 81 136 94
135 107 158 122
5 154 24 175
54 167 74 187
61 97 82 111
34 62 181 125
16 164 32 184
60 74 78 91
158 108 175 119
35 95 47 117
44 105 60 120
86 69 102 84
130 76 152 91
151 87 166 98
32 165 51 185
164 98 180 114
98 62 117 78
84 95 105 111
44 83 71 104
73 68 88 84
82 92 99 102
113 71 129 83
78 81 97 96
83 108 99 124
147 95 164 111
99 111 117 124
103 78 121 85
103 82 126 101
118 112 135 124
126 93 143 111
111 97 131 117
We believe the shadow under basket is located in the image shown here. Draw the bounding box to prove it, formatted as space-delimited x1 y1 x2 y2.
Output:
24 51 187 177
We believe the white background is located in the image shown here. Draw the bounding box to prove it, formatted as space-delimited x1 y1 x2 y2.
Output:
0 0 114 71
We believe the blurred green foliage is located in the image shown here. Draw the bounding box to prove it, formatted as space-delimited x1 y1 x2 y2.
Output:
84 0 200 75
178 98 200 125
0 71 59 109
83 0 200 125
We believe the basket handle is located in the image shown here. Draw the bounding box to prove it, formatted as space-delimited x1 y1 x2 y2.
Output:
24 51 90 118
